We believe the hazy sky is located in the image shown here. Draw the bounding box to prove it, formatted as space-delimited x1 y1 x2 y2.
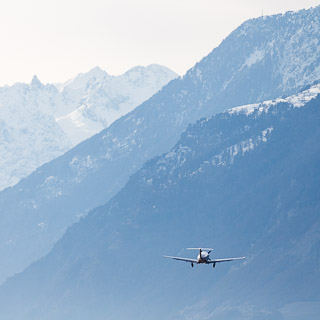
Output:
0 0 319 85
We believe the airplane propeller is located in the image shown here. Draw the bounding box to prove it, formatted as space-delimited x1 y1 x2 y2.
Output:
187 247 214 253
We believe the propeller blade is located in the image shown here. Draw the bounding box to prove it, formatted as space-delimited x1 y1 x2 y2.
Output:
187 247 214 251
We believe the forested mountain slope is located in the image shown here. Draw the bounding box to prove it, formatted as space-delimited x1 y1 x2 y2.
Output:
0 92 319 320
0 6 319 284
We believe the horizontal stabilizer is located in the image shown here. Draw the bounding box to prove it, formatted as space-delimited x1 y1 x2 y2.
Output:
187 247 214 251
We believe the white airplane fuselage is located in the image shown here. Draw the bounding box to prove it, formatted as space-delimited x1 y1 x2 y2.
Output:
197 251 210 263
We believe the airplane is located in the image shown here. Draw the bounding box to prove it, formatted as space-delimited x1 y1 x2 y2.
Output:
163 247 245 268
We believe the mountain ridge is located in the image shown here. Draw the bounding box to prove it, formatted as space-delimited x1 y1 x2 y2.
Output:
0 6 319 285
0 90 318 320
0 64 177 191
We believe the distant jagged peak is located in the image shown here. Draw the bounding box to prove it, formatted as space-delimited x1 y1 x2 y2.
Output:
30 74 44 88
146 63 178 76
119 64 178 89
123 64 178 79
55 64 178 92
86 66 108 79
58 66 109 92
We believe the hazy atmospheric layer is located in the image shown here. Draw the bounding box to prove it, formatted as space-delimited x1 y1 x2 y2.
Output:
0 6 319 289
0 82 319 320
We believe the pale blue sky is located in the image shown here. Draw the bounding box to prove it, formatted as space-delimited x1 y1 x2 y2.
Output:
0 0 319 85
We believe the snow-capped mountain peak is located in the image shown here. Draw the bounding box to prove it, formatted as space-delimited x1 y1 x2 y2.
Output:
58 66 109 92
56 64 178 145
30 75 43 88
0 64 178 191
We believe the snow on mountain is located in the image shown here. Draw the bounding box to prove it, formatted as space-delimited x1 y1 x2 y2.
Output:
151 84 320 181
0 6 319 286
0 65 178 191
57 64 178 145
56 66 108 92
0 87 318 320
229 82 320 115
0 78 72 190
187 6 320 112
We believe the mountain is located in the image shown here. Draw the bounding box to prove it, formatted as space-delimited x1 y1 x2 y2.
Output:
56 64 178 145
0 87 319 320
0 65 177 191
0 6 319 285
0 76 72 190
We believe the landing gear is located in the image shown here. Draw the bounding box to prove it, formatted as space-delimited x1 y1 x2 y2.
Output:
191 262 194 268
212 263 216 269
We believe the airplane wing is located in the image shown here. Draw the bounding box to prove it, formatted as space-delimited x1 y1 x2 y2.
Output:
163 255 198 263
208 257 245 263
